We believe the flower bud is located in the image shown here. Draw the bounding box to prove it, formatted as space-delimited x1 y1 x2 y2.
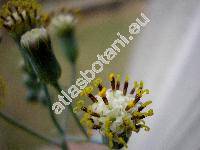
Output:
20 28 61 84
50 14 78 64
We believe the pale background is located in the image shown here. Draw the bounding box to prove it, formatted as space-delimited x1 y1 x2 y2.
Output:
127 0 200 150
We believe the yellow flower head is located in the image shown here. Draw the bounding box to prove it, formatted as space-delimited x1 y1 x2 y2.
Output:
0 0 48 40
74 73 154 149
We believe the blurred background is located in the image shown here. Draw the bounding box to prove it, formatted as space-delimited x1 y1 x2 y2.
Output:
1 0 200 150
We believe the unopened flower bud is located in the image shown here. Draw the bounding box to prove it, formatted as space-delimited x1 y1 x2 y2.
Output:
20 28 61 84
50 14 78 64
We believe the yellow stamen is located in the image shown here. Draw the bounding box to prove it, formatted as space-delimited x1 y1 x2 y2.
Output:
98 87 108 105
93 77 103 91
73 99 84 113
130 81 139 94
134 81 138 88
98 87 106 97
123 75 129 95
138 100 152 111
109 73 115 81
143 89 150 94
116 74 121 90
83 86 93 95
80 113 94 136
82 86 98 103
125 101 134 111
139 80 144 89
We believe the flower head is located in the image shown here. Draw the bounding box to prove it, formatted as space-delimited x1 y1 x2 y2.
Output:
74 73 154 149
0 0 48 40
20 28 61 84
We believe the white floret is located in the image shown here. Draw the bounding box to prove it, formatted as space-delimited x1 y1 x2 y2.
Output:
91 89 142 133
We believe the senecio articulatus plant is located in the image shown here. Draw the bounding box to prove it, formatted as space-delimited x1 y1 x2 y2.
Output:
74 73 154 149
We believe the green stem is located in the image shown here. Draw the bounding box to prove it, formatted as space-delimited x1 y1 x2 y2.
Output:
70 63 77 84
53 82 89 139
42 84 69 150
0 111 60 147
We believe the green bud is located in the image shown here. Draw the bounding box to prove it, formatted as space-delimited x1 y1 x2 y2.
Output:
20 28 61 84
50 14 78 64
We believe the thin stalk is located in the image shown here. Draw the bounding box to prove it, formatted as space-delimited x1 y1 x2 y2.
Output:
42 84 69 150
0 111 60 147
53 81 89 139
70 63 77 84
0 111 104 146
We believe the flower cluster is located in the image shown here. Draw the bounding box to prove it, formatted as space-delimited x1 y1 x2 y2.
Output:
74 73 154 149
